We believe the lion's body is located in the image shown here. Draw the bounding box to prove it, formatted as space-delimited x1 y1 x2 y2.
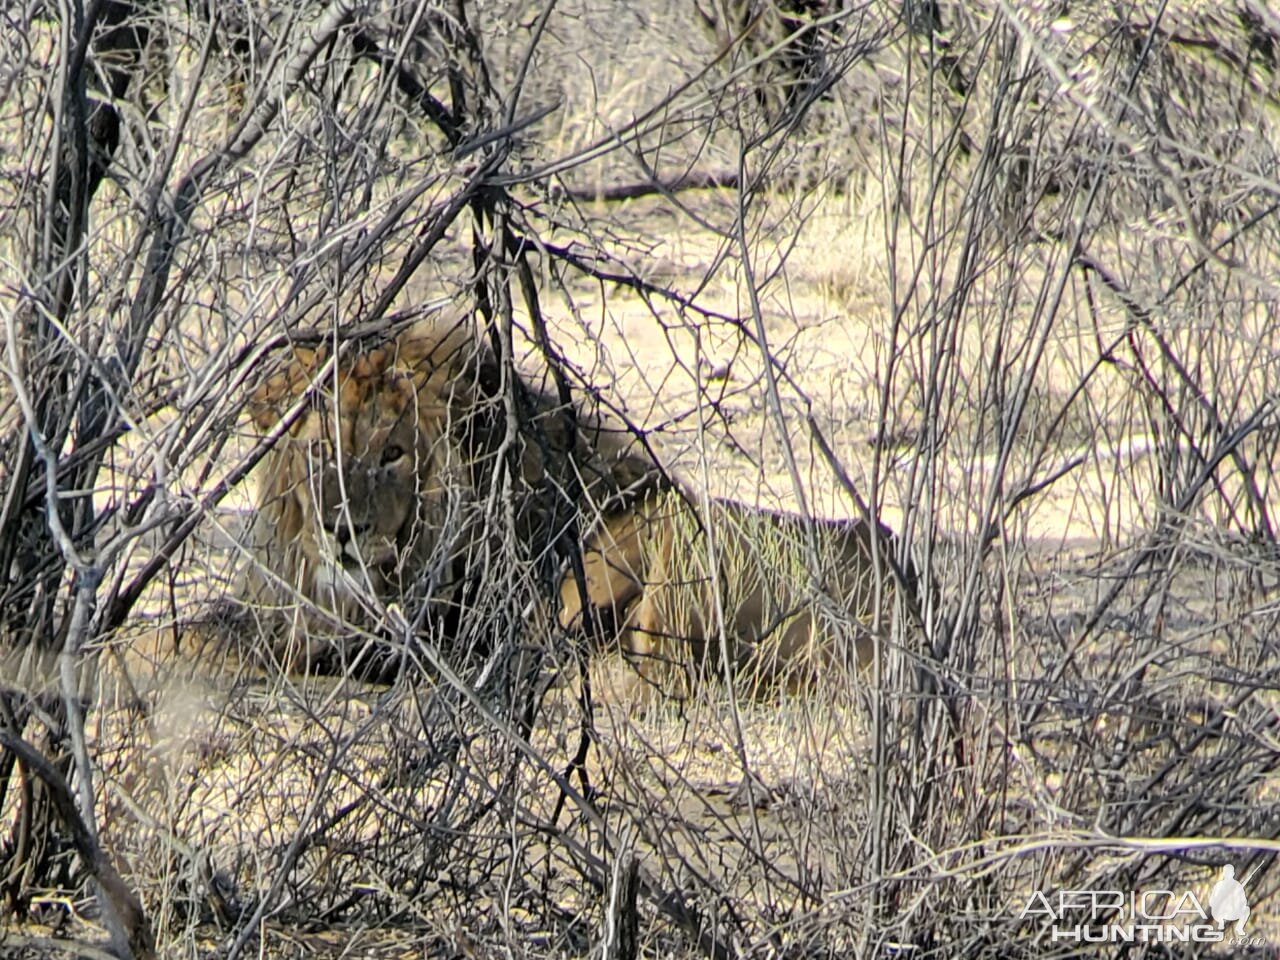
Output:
238 316 909 689
560 487 908 699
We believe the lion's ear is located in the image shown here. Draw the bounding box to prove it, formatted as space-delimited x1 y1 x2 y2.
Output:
392 317 489 409
395 317 477 373
248 345 325 432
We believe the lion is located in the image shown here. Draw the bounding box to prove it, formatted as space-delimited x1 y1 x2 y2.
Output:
237 316 656 676
559 485 912 701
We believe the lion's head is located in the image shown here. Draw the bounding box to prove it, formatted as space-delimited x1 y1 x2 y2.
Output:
243 323 481 629
239 316 661 673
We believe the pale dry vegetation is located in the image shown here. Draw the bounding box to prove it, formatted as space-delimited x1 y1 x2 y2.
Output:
2 1 1280 958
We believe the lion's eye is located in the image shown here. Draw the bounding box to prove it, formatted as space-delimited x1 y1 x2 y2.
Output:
382 444 405 464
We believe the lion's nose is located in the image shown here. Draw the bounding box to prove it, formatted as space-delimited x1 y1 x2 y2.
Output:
332 520 370 548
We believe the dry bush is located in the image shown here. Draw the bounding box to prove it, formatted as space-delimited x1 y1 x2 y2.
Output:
2 2 1280 958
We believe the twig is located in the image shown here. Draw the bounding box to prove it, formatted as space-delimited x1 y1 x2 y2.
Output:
552 169 742 203
0 732 155 960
